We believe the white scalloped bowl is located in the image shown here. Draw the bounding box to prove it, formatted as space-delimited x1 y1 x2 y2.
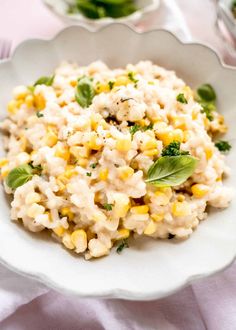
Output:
0 25 236 300
42 0 160 27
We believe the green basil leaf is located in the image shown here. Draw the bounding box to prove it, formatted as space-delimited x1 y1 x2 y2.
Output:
6 164 34 189
197 84 216 102
146 155 198 187
34 75 55 87
75 76 95 108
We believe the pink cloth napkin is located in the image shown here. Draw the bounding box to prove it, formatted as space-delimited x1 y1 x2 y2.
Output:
0 0 236 329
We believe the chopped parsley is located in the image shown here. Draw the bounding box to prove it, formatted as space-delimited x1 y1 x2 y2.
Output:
176 93 188 104
196 84 217 121
129 123 153 138
36 111 44 118
86 172 92 177
108 80 115 90
90 162 98 169
103 203 113 211
143 123 154 131
161 141 190 157
215 140 232 152
116 239 129 253
128 71 138 84
200 102 215 121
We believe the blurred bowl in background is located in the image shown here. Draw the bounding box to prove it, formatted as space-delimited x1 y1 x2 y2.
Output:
42 0 160 28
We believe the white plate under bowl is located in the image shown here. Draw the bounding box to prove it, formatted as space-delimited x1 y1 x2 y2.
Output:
42 0 160 28
0 25 236 301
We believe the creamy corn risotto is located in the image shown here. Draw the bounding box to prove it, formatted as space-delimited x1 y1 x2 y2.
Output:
0 61 233 259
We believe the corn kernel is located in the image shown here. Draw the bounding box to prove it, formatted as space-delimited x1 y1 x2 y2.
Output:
71 229 87 253
95 82 110 94
20 135 27 152
183 131 191 142
64 165 77 179
70 146 90 159
114 76 129 87
156 130 173 145
27 203 45 218
77 158 88 167
172 117 187 130
62 233 75 250
171 201 191 217
0 159 8 168
25 192 41 205
113 195 130 218
116 137 131 152
137 118 150 127
70 80 77 87
143 149 159 157
151 213 164 222
25 95 34 108
56 178 66 192
34 93 46 110
55 145 70 161
140 138 157 151
177 194 185 202
45 130 58 147
13 86 29 100
131 205 149 214
53 226 66 237
99 168 108 181
117 166 134 180
90 113 101 130
154 191 169 206
92 211 107 222
60 207 74 221
87 132 102 151
116 228 130 240
7 100 18 114
1 168 9 178
205 147 213 160
191 184 210 198
144 220 157 235
172 129 184 143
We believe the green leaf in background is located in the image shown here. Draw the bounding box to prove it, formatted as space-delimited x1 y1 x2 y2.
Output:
34 75 55 87
197 84 216 102
146 155 198 187
6 164 34 189
75 76 95 108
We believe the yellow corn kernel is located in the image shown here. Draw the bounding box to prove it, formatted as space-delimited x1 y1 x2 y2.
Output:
71 229 87 253
154 121 168 130
205 147 213 160
191 184 210 198
144 220 157 235
99 168 109 181
117 166 134 180
7 100 18 114
60 207 74 221
20 135 27 152
137 118 150 127
113 195 130 218
13 86 29 100
143 149 159 157
172 116 187 130
172 129 184 143
62 233 75 250
87 132 102 151
151 213 164 222
25 95 34 108
100 119 109 129
45 130 58 147
64 165 77 179
25 192 41 205
216 176 222 182
95 82 110 94
70 146 90 159
140 138 157 151
1 168 9 178
131 205 149 215
70 80 77 87
27 203 45 218
56 178 66 192
155 130 173 146
0 159 8 168
53 226 66 237
154 191 169 206
177 194 185 202
90 113 101 130
116 137 131 152
55 145 70 161
192 110 198 120
116 228 130 240
114 76 129 87
77 158 88 167
34 93 46 110
94 192 103 203
171 201 191 217
92 211 107 222
158 187 172 198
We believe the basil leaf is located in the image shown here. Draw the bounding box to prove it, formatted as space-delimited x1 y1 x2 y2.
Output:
6 164 34 189
75 76 95 108
197 84 216 102
146 155 198 187
34 75 54 87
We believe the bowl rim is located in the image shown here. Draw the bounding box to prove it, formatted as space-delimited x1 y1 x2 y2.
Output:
1 24 236 300
42 0 161 25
